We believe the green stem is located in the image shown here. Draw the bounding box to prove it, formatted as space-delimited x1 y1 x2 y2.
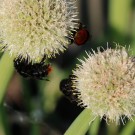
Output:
0 123 5 135
64 109 95 135
0 53 14 135
107 122 119 135
131 8 135 55
119 117 135 135
88 117 100 135
109 0 132 35
0 53 14 104
0 105 11 135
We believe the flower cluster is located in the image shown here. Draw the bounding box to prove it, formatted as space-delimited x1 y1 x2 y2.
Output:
0 0 78 62
71 46 135 124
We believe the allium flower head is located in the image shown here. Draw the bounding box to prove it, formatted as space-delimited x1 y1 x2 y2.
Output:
0 0 78 62
72 45 135 124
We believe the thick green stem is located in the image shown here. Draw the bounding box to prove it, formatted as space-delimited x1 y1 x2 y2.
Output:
109 0 132 35
88 117 100 135
0 53 14 104
119 117 135 135
64 109 95 135
0 53 14 135
107 122 119 135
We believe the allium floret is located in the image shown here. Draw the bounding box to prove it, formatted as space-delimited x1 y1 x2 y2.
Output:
0 0 78 62
72 45 135 124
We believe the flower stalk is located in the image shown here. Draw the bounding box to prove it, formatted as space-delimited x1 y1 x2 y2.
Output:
0 53 14 104
88 116 100 135
64 109 95 135
0 53 14 135
109 0 132 35
119 116 135 135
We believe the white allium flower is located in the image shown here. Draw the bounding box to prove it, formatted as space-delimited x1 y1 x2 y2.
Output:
72 45 135 124
0 0 78 62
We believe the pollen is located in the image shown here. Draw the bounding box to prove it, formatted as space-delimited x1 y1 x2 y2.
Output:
0 0 79 62
72 45 135 124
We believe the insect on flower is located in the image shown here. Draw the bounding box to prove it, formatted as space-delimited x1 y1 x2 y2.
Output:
60 75 79 102
14 55 52 80
69 22 91 46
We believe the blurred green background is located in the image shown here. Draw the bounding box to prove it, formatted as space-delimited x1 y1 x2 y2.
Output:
1 0 135 135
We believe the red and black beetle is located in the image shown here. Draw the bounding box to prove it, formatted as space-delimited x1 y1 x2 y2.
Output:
69 22 91 46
